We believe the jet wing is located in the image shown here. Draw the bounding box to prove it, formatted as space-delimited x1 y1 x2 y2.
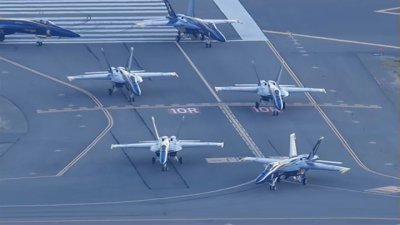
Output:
241 157 281 164
306 162 350 173
281 86 326 93
201 19 240 24
177 141 224 148
67 72 111 81
111 142 157 149
215 86 259 93
134 72 178 78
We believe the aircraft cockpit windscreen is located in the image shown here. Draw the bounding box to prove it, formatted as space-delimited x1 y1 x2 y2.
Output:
37 19 56 26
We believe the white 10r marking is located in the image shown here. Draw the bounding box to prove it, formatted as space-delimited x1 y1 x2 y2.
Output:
169 108 200 114
252 106 274 113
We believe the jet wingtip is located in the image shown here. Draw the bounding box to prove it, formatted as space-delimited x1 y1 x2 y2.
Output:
240 157 252 162
340 168 350 174
67 76 74 81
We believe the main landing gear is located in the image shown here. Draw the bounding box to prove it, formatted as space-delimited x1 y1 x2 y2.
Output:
205 33 212 48
36 41 43 46
268 174 279 191
161 164 168 172
176 31 182 42
128 93 135 102
178 156 183 165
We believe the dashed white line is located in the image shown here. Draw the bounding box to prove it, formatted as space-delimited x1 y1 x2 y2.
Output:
264 30 400 49
264 39 400 180
175 43 264 158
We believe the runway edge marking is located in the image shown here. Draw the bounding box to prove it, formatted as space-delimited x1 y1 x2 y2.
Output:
175 43 264 158
264 40 400 180
0 55 114 177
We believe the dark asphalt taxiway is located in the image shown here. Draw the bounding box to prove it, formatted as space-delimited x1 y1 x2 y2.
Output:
0 0 398 224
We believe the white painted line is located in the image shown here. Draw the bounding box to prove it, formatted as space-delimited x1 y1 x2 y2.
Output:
175 43 264 158
0 10 167 14
0 56 114 177
206 157 241 163
367 186 400 194
11 16 165 20
375 7 400 15
264 39 399 181
0 0 163 2
264 30 400 49
0 7 166 11
213 0 267 41
0 217 398 224
0 3 165 7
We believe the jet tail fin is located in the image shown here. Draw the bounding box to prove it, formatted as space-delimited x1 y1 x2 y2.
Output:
126 47 134 70
275 66 283 85
151 117 160 139
163 0 177 18
307 136 324 160
289 133 297 158
187 0 195 17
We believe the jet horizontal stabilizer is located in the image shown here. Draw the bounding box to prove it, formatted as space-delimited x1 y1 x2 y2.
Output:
135 72 178 78
134 19 171 27
234 84 258 87
84 71 108 74
316 160 343 165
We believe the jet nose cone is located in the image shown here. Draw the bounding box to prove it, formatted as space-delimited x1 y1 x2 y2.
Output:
63 29 80 38
51 27 80 38
69 31 80 38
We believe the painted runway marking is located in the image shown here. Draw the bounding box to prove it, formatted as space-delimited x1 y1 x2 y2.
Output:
206 157 241 163
168 107 200 114
36 102 383 114
375 7 400 16
367 186 400 194
213 0 267 41
0 217 397 224
176 43 264 158
0 0 177 44
264 39 400 180
263 30 400 49
0 55 114 177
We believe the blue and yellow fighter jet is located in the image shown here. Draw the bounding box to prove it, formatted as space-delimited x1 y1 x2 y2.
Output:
0 18 80 45
241 133 350 191
134 0 240 48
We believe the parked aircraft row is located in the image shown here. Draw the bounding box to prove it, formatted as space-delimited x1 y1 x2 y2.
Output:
0 0 238 48
0 0 350 191
110 116 349 190
67 47 178 102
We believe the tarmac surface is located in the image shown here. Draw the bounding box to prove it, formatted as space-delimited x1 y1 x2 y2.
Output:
0 0 398 224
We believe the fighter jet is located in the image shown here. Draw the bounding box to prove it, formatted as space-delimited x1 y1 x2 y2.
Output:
134 0 240 48
0 18 80 46
111 116 224 171
215 63 326 116
67 47 178 102
241 133 350 191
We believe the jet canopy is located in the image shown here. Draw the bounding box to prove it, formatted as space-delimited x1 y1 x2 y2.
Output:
37 19 56 26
